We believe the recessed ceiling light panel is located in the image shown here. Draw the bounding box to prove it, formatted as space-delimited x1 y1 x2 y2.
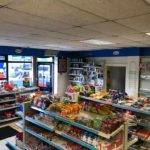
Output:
146 32 150 36
81 39 114 45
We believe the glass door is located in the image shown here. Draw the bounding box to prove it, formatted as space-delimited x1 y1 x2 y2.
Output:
37 63 53 92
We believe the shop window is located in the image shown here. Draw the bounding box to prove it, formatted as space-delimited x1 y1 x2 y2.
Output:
8 55 32 62
37 57 53 62
37 57 54 92
0 56 7 86
8 55 33 87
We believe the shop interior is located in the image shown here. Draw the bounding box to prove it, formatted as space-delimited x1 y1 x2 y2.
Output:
0 1 150 150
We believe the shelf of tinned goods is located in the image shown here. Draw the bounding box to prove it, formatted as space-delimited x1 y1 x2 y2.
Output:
0 98 16 104
25 128 65 150
25 116 55 132
31 106 124 140
80 96 150 115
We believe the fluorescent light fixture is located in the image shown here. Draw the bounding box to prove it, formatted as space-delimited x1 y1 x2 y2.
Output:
146 32 150 36
81 39 114 45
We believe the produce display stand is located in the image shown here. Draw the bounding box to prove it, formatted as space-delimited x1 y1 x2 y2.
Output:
11 102 128 150
80 95 150 149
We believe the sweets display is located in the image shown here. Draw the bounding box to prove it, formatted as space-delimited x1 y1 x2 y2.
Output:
47 102 82 117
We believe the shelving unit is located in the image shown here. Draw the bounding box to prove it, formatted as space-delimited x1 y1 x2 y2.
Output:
69 58 85 85
79 95 150 149
18 104 125 150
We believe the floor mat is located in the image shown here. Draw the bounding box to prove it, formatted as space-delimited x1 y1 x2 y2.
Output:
0 126 18 140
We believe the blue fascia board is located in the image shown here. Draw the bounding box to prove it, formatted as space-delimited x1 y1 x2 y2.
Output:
0 46 45 56
140 47 150 56
58 47 140 58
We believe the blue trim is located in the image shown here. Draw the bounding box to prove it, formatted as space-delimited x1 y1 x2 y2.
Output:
58 47 141 58
0 46 45 56
140 47 150 56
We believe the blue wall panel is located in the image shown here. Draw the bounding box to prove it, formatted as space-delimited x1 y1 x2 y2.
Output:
0 46 45 56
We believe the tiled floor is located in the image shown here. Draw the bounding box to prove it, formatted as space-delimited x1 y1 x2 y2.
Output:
0 136 16 150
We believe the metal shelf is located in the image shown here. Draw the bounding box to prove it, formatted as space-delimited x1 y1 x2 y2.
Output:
0 105 19 111
68 74 82 76
31 106 56 117
25 128 64 150
31 106 124 139
55 130 96 150
0 116 20 123
0 98 16 104
137 122 150 129
25 116 96 149
25 116 55 132
69 67 83 70
80 96 150 115
127 138 138 148
70 62 84 64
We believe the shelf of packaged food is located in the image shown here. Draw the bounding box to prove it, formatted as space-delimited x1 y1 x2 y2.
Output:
112 145 123 150
16 111 23 118
69 67 83 70
25 116 55 132
15 120 23 129
69 80 82 83
0 98 16 104
6 141 22 150
0 105 19 111
0 87 38 97
70 62 84 64
31 106 56 117
137 122 150 129
127 138 138 148
0 116 20 123
55 130 96 150
80 96 150 115
25 128 64 150
68 74 82 76
31 106 124 139
139 137 150 143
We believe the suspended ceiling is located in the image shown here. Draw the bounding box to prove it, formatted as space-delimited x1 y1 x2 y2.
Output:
0 0 150 51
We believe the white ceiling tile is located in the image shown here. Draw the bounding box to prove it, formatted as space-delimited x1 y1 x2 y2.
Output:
60 27 107 39
61 0 150 20
0 0 12 6
0 8 72 31
9 0 105 26
116 14 150 32
121 33 150 41
84 21 137 36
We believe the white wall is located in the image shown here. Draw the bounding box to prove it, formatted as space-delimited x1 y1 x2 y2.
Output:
90 56 140 97
57 73 68 96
